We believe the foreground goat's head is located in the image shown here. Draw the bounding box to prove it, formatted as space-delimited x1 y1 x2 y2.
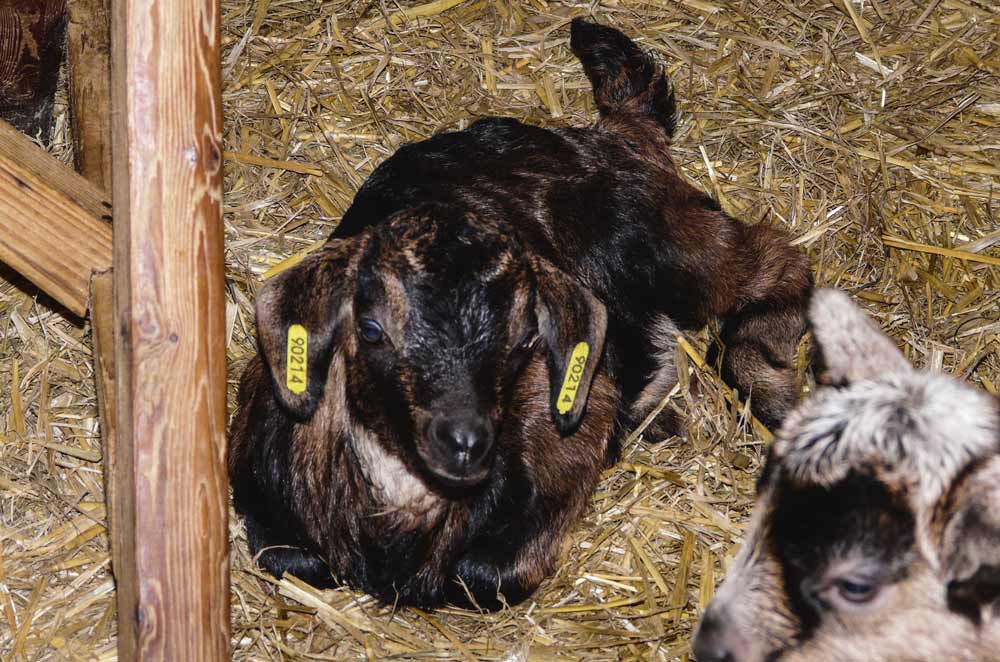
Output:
694 289 1000 661
256 203 607 488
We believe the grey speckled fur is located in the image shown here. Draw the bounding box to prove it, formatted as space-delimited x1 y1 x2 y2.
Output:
694 288 1000 662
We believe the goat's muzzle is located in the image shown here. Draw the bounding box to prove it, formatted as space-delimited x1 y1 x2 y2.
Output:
693 605 753 662
423 411 495 487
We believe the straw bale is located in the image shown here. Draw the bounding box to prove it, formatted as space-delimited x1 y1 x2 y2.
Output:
1 1 998 660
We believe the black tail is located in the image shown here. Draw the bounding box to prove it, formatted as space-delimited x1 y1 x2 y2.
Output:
570 18 676 136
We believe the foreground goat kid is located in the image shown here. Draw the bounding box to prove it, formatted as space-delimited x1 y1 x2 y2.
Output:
694 289 1000 662
231 20 812 609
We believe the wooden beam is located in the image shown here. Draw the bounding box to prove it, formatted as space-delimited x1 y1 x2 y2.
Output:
68 4 119 639
0 0 68 136
111 0 230 658
89 270 118 533
67 0 113 193
0 120 112 316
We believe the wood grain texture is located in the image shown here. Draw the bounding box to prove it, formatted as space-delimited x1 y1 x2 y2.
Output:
111 0 230 658
0 0 67 135
67 0 112 192
0 119 112 316
74 8 118 647
89 269 118 545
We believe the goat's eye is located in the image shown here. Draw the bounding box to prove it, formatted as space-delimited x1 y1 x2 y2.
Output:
835 579 877 603
359 319 384 344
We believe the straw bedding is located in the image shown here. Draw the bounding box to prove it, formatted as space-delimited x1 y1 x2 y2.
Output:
1 0 998 659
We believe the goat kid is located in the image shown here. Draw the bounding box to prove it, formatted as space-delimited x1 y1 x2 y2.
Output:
230 19 812 609
694 289 1000 662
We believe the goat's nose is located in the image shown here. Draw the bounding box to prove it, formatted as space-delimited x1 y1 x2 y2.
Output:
692 613 737 662
428 413 494 464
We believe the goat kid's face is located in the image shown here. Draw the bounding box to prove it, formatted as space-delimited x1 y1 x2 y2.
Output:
694 289 1000 662
255 206 607 489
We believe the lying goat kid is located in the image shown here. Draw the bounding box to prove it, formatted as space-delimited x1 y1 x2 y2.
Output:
694 289 1000 662
230 19 812 609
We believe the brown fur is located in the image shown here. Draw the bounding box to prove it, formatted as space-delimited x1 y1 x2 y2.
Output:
231 19 813 610
230 338 617 607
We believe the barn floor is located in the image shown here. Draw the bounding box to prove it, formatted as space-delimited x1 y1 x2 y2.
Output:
1 0 999 660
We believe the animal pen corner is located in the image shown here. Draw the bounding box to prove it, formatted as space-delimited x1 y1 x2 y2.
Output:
0 0 231 659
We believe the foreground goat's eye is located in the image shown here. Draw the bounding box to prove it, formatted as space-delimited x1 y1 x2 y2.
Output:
359 319 384 344
835 578 877 603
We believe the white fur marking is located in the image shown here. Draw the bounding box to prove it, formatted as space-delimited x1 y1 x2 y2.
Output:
351 426 442 517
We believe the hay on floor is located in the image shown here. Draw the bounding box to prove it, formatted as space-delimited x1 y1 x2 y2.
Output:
1 0 998 660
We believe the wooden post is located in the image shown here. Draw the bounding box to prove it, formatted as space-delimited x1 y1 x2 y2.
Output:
66 0 121 645
89 270 118 529
0 0 67 136
110 0 230 658
67 0 112 192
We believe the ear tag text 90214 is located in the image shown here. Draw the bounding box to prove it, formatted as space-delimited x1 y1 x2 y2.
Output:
286 324 308 394
556 342 590 415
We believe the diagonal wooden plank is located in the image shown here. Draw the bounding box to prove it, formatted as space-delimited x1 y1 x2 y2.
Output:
0 119 111 316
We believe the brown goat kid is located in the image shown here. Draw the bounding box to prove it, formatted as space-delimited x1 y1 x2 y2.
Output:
230 19 812 609
694 289 1000 662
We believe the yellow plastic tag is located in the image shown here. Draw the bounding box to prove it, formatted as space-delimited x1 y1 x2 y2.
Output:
286 324 308 394
556 342 590 415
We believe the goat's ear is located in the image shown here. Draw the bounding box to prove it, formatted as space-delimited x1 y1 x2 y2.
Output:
939 454 1000 622
808 288 910 384
256 240 356 419
532 255 608 435
569 18 676 135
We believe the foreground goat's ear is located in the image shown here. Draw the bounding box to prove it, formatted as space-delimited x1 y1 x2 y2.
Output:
940 454 1000 623
256 240 356 419
809 288 910 384
532 255 608 435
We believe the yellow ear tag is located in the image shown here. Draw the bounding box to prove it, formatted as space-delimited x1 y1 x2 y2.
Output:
556 342 590 415
286 324 308 394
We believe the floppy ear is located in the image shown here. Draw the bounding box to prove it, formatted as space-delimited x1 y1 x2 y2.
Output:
809 288 911 384
532 255 608 435
940 453 1000 623
256 240 356 419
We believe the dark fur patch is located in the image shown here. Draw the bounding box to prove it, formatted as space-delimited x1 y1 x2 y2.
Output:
948 565 1000 626
770 471 916 637
334 109 810 424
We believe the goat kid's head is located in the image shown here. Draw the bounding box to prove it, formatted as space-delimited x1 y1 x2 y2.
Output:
694 289 1000 662
255 204 607 489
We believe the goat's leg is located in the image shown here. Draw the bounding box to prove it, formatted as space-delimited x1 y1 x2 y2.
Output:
241 508 335 588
